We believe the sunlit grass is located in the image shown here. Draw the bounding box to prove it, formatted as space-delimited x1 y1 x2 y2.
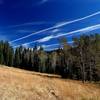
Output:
0 65 100 100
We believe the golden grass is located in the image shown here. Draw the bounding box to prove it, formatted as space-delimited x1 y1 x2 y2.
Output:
0 65 100 100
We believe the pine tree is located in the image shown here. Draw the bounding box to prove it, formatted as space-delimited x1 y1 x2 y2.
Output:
14 48 20 67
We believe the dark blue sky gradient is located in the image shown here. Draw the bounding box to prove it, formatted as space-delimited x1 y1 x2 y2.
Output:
0 0 100 50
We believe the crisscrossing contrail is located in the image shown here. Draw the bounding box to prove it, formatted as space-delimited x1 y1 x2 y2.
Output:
9 11 100 44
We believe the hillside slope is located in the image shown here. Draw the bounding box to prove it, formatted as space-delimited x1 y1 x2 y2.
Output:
0 65 100 100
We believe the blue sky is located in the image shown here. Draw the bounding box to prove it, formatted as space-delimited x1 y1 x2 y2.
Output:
0 0 100 50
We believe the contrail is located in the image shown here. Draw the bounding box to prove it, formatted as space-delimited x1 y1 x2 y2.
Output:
5 22 45 28
43 43 60 48
13 24 100 48
54 24 100 38
9 11 100 43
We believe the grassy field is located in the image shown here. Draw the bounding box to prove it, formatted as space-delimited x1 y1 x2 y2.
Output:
0 65 100 100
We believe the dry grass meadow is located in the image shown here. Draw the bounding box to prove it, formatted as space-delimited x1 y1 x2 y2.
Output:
0 65 100 100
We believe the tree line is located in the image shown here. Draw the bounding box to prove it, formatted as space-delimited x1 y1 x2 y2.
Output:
0 34 100 82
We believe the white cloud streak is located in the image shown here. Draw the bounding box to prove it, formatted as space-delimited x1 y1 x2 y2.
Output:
9 11 100 43
6 22 45 29
37 35 54 43
22 44 29 48
51 29 60 33
38 0 49 5
42 43 59 48
50 25 99 39
13 24 100 48
55 24 100 37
